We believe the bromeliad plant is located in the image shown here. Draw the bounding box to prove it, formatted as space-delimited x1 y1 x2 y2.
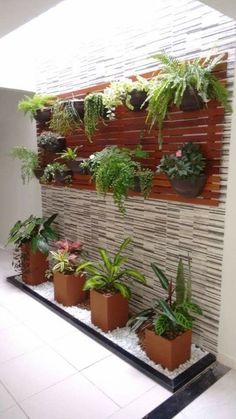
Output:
76 237 146 298
81 145 153 214
84 92 105 141
10 146 41 184
146 53 231 147
128 257 202 338
18 94 55 120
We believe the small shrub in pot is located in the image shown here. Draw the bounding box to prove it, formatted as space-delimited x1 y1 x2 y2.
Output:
37 131 66 152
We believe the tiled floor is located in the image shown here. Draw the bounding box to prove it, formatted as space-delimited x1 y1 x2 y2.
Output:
0 248 236 419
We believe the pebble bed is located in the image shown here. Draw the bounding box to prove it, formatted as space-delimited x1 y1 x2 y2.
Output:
17 277 208 379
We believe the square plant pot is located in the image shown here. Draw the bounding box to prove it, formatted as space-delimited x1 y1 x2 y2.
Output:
90 289 129 332
53 272 87 306
144 329 192 371
21 243 48 286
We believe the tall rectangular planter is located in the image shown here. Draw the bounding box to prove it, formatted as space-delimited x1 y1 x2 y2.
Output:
53 272 87 306
90 289 129 332
21 243 48 285
144 329 192 371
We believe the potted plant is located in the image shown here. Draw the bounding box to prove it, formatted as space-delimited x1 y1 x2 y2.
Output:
157 142 206 197
37 131 66 152
146 53 231 147
17 93 56 123
76 237 146 332
7 214 58 285
128 257 202 370
50 239 87 306
40 162 72 185
10 146 44 183
82 145 153 214
49 100 82 136
84 92 106 141
57 147 89 174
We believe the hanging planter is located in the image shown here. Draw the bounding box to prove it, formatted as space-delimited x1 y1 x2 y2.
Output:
33 167 45 180
128 89 148 111
40 163 72 185
17 93 56 123
169 174 206 198
54 168 73 183
67 158 90 174
37 131 66 153
179 87 204 112
35 107 52 124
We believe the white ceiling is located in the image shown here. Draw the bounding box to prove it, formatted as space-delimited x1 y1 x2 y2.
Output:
0 0 62 38
201 0 236 19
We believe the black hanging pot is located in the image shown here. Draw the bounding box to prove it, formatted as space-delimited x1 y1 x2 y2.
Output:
54 169 73 183
130 176 141 193
67 158 90 174
72 99 85 120
34 107 52 124
128 89 148 111
169 174 207 197
33 168 44 180
180 87 204 112
41 137 66 153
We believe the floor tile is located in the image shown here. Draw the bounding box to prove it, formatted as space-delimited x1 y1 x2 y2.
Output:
0 382 15 413
0 307 20 331
0 324 44 363
0 406 28 419
21 373 119 419
50 330 111 371
82 355 156 407
109 384 170 419
0 346 77 401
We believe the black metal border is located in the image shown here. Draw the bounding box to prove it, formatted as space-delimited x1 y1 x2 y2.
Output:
7 275 216 393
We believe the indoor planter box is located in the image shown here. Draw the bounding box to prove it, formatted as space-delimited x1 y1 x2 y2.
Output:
90 289 129 332
53 272 87 306
170 174 206 198
144 328 192 371
35 107 52 124
21 243 48 285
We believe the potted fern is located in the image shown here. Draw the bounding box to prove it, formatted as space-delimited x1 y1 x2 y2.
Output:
76 238 146 332
147 53 231 147
157 142 206 197
18 93 56 124
50 240 87 306
8 214 58 285
10 146 44 183
128 257 202 370
82 145 153 214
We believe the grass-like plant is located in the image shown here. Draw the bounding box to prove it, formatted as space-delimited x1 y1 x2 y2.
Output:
84 92 104 141
18 94 55 120
10 146 40 184
147 53 231 148
49 100 82 136
76 237 146 298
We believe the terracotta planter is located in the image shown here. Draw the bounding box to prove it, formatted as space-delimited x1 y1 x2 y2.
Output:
90 289 129 332
170 174 206 198
128 89 148 111
180 87 204 112
67 158 89 174
34 107 52 124
33 168 44 180
53 271 87 306
21 243 48 285
40 137 66 152
145 329 192 370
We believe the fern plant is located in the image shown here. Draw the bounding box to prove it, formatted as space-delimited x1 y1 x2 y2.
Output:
84 92 104 141
18 94 55 120
147 53 231 148
128 257 202 338
76 237 146 298
10 146 40 184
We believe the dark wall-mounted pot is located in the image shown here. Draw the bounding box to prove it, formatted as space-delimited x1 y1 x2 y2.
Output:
170 174 206 198
54 168 72 183
33 168 44 180
40 137 66 153
35 107 52 124
67 158 90 174
180 87 204 112
128 89 148 111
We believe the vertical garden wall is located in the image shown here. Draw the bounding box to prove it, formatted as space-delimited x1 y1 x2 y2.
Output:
37 0 236 354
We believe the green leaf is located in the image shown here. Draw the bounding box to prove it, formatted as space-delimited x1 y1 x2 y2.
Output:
44 213 58 227
35 236 49 254
159 299 177 324
113 282 131 299
118 237 132 254
124 269 146 283
153 314 170 336
176 258 185 304
151 263 169 290
83 277 105 290
175 311 192 330
75 261 94 273
178 302 202 315
99 249 112 272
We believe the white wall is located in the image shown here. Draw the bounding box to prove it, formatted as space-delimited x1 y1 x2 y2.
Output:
0 88 42 247
218 67 236 368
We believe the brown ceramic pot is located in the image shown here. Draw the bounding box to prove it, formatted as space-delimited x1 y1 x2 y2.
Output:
53 272 87 306
21 243 48 285
170 174 206 198
144 329 192 371
180 87 204 111
90 289 129 332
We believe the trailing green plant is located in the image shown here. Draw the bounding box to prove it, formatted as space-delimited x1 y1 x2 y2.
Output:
40 162 72 184
49 100 82 136
76 237 146 298
84 92 104 141
57 146 80 161
128 257 202 339
10 146 41 184
37 131 64 148
157 142 206 180
17 94 55 120
146 53 231 148
82 145 153 214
